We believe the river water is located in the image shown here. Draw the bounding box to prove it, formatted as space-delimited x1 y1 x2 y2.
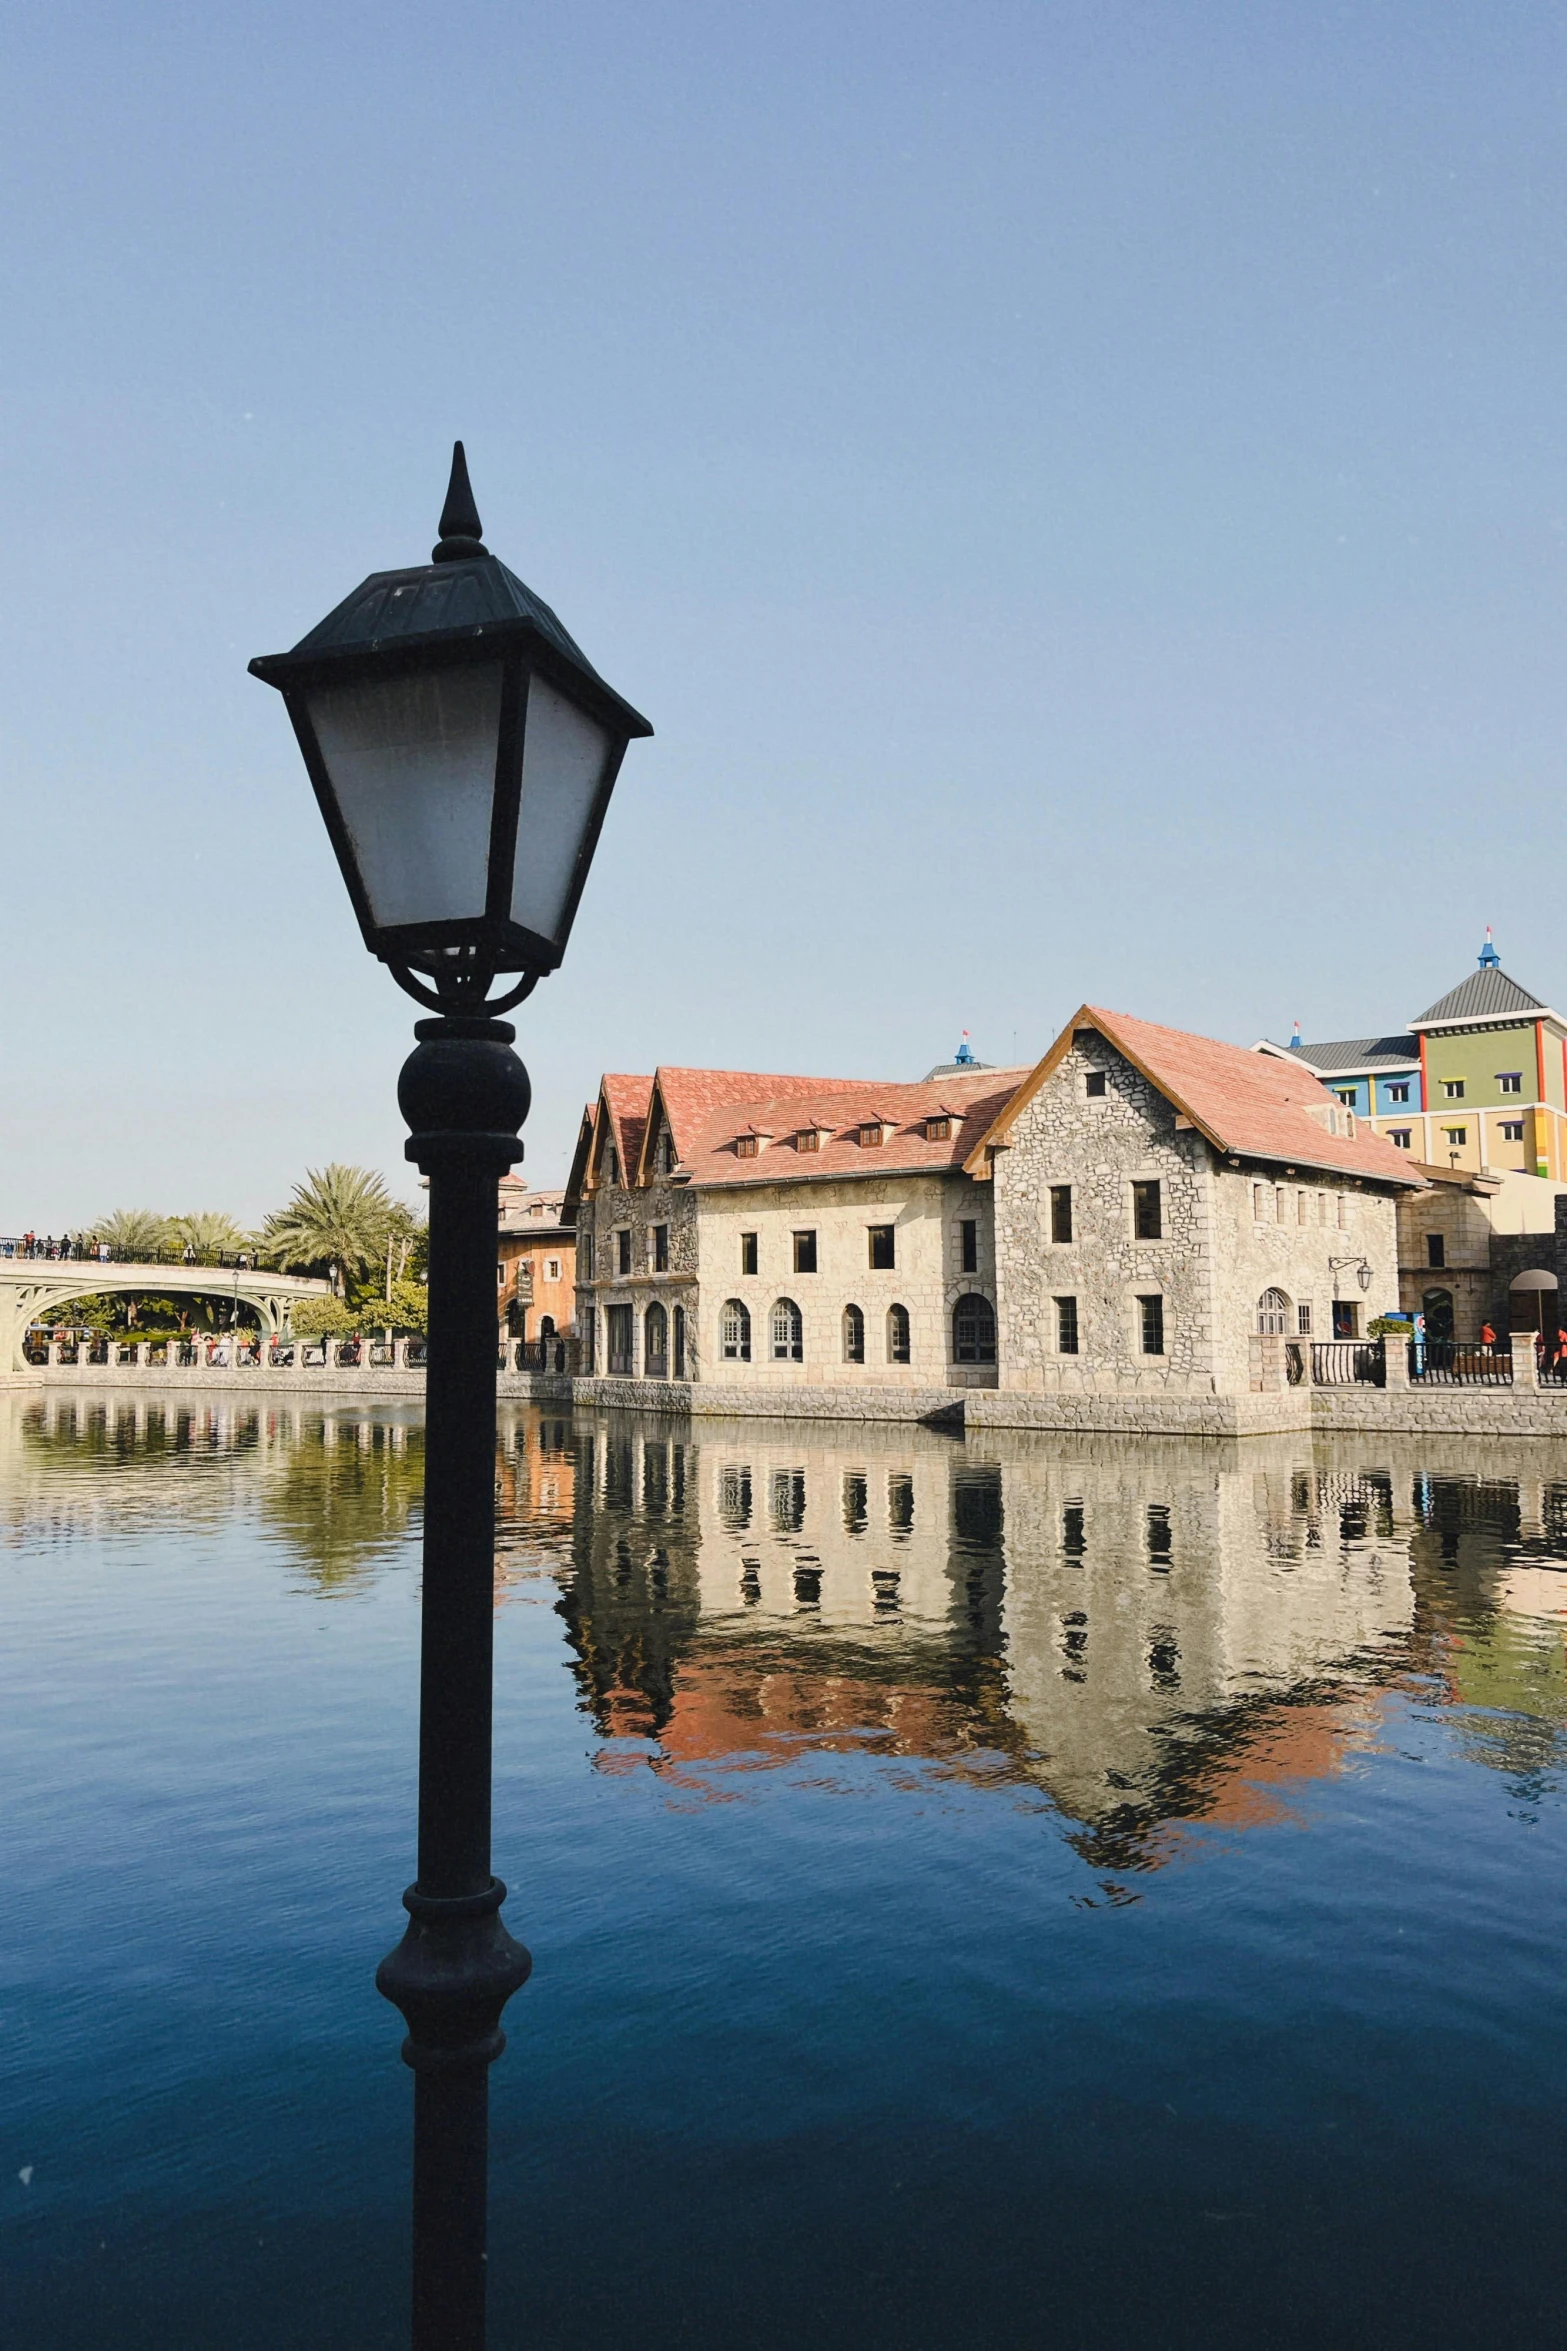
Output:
3 1391 1566 2347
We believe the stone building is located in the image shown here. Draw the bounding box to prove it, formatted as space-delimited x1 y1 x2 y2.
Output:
968 1006 1424 1410
563 1007 1424 1421
566 1061 1029 1403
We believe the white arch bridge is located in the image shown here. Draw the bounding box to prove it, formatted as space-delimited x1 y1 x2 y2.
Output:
0 1257 334 1371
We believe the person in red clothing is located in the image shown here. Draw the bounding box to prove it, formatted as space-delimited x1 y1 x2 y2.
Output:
1480 1321 1496 1347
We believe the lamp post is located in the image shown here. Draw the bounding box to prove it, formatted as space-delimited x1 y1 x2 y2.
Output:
250 446 651 2348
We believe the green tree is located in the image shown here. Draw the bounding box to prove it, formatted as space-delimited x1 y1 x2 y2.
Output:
289 1295 359 1340
90 1208 172 1259
168 1210 251 1261
382 1275 428 1335
261 1164 399 1292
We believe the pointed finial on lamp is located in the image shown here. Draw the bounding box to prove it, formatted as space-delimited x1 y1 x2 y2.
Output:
432 441 487 563
1479 926 1500 969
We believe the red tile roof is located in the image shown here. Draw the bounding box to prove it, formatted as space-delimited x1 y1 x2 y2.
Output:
651 1067 1034 1189
642 1067 872 1179
599 1074 653 1184
968 1005 1426 1187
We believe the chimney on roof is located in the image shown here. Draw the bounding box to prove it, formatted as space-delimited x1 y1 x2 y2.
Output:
1289 1021 1302 1051
1479 927 1500 969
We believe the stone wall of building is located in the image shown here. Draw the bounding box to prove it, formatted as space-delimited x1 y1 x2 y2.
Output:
575 1174 700 1376
991 1031 1217 1392
1207 1167 1400 1390
685 1171 996 1391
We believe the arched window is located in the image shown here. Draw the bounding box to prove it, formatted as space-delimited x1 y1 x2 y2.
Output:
887 1303 912 1365
644 1301 668 1377
844 1304 865 1364
673 1304 686 1379
721 1299 751 1361
952 1294 995 1364
771 1297 804 1361
1256 1287 1290 1336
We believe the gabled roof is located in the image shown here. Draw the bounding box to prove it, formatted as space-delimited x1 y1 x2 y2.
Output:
672 1068 1031 1187
594 1075 653 1188
1413 967 1550 1027
969 1006 1425 1188
1255 1034 1418 1076
562 1103 600 1217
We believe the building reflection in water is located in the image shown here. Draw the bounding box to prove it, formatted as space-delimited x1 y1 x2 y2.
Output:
547 1412 1567 1872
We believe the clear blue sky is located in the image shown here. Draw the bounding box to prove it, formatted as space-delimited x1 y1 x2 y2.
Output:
3 2 1564 1226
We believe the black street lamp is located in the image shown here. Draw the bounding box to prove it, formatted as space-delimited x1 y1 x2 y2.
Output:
250 446 651 2348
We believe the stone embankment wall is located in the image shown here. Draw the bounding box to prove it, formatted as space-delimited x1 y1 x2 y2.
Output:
10 1363 1567 1439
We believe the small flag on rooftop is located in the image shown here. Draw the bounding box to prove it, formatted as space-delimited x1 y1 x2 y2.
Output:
1479 927 1500 969
954 1031 976 1066
1289 1021 1302 1050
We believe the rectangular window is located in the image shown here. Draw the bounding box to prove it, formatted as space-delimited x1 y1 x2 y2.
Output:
735 1134 759 1158
959 1218 978 1273
1445 1126 1467 1146
1335 1087 1357 1108
1084 1070 1107 1098
1387 1082 1410 1104
616 1228 631 1276
1296 1192 1308 1225
868 1225 895 1270
1050 1185 1073 1242
1055 1296 1079 1355
1276 1187 1288 1222
1253 1183 1266 1221
1498 1073 1522 1094
651 1226 668 1273
1389 1129 1412 1149
1333 1301 1359 1340
740 1232 758 1276
793 1230 817 1275
1443 1080 1466 1100
1297 1303 1312 1336
606 1304 634 1376
497 1262 507 1287
1427 1234 1445 1268
579 1231 594 1281
1336 1195 1347 1228
1317 1193 1329 1224
925 1115 951 1141
1137 1294 1165 1356
797 1127 821 1151
1132 1180 1162 1240
1501 1120 1525 1143
546 1258 561 1282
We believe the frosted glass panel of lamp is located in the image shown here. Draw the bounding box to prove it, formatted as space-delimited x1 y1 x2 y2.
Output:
510 674 612 948
307 663 504 928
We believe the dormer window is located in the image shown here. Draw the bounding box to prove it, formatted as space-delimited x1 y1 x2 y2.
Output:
735 1135 760 1159
924 1115 952 1142
860 1121 887 1148
796 1128 821 1152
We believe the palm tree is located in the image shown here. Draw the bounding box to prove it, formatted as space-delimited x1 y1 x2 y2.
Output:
90 1208 172 1260
261 1164 398 1292
168 1210 250 1262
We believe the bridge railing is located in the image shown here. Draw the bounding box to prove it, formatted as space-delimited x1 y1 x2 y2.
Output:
0 1238 305 1272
